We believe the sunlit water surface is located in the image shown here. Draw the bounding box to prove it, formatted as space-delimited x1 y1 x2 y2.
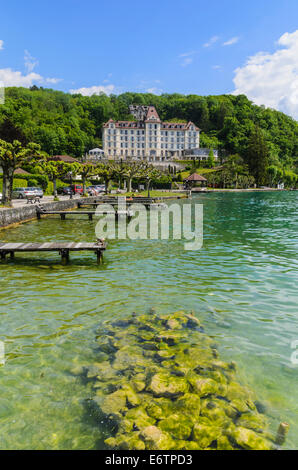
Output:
0 191 297 449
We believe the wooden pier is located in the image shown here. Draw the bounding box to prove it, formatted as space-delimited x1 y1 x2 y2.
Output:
36 209 133 221
0 242 106 264
78 197 155 209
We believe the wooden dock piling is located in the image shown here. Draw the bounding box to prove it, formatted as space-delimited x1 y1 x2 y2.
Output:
0 242 106 264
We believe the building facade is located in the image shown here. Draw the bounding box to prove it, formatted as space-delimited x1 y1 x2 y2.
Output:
102 105 200 162
183 148 219 161
86 148 105 162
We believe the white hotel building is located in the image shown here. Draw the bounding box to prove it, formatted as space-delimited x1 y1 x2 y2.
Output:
102 105 200 162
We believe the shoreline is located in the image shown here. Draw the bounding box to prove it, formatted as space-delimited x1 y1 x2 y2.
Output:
192 188 294 193
0 190 294 230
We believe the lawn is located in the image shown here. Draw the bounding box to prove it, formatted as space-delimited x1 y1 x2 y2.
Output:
179 167 219 180
121 190 187 198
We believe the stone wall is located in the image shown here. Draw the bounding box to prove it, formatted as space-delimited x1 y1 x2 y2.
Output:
0 197 102 229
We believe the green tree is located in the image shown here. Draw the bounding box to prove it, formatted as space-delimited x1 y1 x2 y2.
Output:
80 162 97 194
207 150 215 168
37 160 78 197
244 126 270 186
0 140 44 205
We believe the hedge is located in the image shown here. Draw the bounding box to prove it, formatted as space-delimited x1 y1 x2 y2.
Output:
0 178 28 191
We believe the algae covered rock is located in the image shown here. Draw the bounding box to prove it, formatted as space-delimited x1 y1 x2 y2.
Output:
84 309 278 451
159 414 192 440
190 377 219 397
140 425 176 450
192 421 222 448
232 427 272 450
147 371 189 398
100 390 127 417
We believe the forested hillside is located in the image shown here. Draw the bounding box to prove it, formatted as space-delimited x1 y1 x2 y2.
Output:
0 87 297 172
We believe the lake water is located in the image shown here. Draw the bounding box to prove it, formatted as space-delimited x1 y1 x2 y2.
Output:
0 191 297 449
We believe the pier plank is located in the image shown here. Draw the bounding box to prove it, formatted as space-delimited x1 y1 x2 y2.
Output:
0 241 106 263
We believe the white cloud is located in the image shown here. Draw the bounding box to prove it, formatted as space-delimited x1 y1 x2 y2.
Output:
146 87 163 95
179 51 196 58
0 67 61 88
0 68 43 87
223 37 239 46
0 40 4 50
45 77 62 84
181 57 193 67
24 49 38 72
179 51 196 67
232 30 298 120
69 84 115 96
212 65 222 70
203 36 219 48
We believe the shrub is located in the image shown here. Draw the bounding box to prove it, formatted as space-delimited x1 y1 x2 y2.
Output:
0 178 28 191
45 182 54 195
28 179 38 187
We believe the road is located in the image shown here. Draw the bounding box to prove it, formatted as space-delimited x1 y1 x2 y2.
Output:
0 194 81 210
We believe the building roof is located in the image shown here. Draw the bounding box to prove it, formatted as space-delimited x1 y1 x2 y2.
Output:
14 168 31 175
103 119 199 131
89 148 104 152
145 105 161 123
184 173 207 182
49 155 79 163
103 105 200 131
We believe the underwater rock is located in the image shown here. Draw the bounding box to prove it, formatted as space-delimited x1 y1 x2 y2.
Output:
147 371 189 398
159 414 193 440
101 390 127 417
192 420 222 448
232 427 272 450
125 407 156 430
236 412 268 433
84 310 281 451
105 432 146 450
190 377 219 397
140 425 176 450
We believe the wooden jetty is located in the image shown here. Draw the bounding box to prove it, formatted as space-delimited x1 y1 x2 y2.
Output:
36 209 133 221
0 242 106 264
78 197 155 209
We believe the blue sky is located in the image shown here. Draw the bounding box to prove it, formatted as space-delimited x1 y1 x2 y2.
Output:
0 0 298 118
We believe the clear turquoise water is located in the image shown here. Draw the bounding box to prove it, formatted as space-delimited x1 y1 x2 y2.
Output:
0 191 297 449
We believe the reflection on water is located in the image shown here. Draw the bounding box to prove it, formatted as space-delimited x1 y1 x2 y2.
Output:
0 191 297 449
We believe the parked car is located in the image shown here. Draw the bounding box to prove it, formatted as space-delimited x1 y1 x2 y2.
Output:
70 184 83 195
30 187 44 198
58 186 72 195
12 188 35 199
87 185 101 196
12 187 43 199
96 184 106 193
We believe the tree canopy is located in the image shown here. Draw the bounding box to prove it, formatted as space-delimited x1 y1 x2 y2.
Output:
0 87 297 173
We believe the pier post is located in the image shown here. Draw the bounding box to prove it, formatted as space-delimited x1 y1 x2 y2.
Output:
10 252 14 259
61 214 66 220
60 249 70 264
96 250 103 264
0 251 6 260
88 213 93 221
